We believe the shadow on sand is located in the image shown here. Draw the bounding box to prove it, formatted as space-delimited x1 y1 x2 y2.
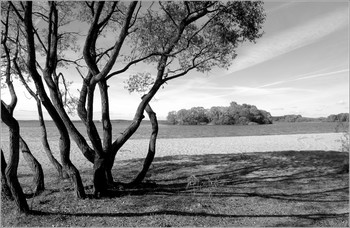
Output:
27 150 348 222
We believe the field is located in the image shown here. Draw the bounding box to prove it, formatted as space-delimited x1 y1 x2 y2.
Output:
1 121 349 227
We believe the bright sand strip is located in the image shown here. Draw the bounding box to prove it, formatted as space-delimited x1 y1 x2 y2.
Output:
3 133 345 174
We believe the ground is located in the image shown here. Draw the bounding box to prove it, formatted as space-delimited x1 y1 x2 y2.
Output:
1 150 349 227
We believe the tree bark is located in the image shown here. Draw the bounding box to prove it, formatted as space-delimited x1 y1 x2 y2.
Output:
1 150 13 200
130 104 158 185
92 155 108 197
1 102 29 213
19 137 45 194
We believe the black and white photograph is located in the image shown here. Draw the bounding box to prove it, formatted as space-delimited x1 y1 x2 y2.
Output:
1 1 349 227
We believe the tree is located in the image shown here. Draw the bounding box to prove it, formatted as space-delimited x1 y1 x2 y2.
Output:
1 4 44 212
169 101 272 125
1 102 29 213
1 150 13 200
166 111 178 125
5 1 266 197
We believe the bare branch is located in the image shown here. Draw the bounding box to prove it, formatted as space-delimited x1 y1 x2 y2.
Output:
105 52 160 80
89 1 138 84
129 2 142 28
97 2 118 29
85 1 95 16
32 11 49 22
164 51 214 82
58 57 85 68
1 5 17 114
159 2 178 27
14 58 37 99
9 2 24 21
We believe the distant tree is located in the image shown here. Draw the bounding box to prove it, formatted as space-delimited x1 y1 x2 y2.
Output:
169 101 272 125
166 111 178 125
327 113 349 122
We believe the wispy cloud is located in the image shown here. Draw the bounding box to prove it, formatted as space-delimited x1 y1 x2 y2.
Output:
228 7 348 73
336 100 347 105
265 2 295 14
259 69 349 88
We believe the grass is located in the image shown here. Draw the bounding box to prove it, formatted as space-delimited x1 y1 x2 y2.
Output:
2 151 349 227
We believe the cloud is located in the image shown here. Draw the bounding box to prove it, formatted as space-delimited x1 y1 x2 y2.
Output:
265 2 295 14
228 7 348 73
259 69 349 88
336 100 347 105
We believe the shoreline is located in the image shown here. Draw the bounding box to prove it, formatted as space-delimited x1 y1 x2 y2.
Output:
1 132 346 174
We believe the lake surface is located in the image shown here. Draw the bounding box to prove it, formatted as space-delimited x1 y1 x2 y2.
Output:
1 120 347 142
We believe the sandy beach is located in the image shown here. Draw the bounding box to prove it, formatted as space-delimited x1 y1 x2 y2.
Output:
2 132 344 174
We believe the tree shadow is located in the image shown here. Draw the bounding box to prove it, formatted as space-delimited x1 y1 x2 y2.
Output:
98 151 349 204
29 209 348 220
25 151 349 222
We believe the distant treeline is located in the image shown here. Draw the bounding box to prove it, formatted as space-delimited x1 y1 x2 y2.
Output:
167 102 349 125
273 113 349 123
167 102 273 125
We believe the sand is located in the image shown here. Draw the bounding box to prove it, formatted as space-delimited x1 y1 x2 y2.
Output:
1 132 346 174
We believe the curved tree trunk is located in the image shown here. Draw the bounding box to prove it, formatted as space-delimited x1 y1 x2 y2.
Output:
19 137 45 194
1 102 29 213
1 149 13 200
130 104 158 186
36 99 67 179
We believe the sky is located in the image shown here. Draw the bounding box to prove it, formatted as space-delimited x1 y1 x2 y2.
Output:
1 1 349 120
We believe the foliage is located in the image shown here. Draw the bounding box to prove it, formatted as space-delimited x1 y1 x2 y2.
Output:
272 113 349 123
271 115 320 123
129 1 265 78
167 101 272 125
124 72 155 95
327 113 349 122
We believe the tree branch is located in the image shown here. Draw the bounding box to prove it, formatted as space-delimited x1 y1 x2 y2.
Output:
9 2 24 22
90 1 138 84
159 2 178 27
105 52 159 80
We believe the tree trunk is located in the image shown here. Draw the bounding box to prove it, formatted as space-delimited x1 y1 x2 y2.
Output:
92 155 108 197
36 98 67 179
1 150 13 200
19 137 45 194
1 102 29 213
63 161 86 198
130 104 158 185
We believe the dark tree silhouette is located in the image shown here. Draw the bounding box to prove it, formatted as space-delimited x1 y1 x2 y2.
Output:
1 102 29 214
1 149 13 200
